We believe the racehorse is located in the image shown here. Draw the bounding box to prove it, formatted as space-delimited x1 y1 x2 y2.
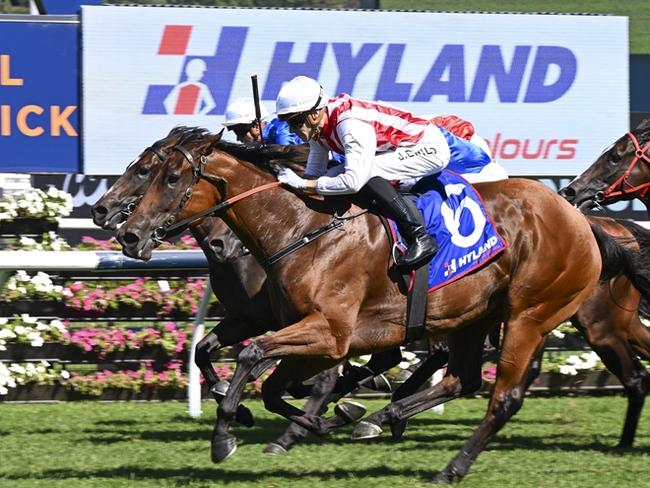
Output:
558 119 650 215
91 127 395 449
115 133 650 483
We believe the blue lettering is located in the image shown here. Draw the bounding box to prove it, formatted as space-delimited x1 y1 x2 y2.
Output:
332 43 381 94
469 45 530 103
263 42 327 100
524 46 577 103
414 45 465 102
375 44 412 101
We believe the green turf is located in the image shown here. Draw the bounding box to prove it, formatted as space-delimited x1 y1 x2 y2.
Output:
379 0 650 54
0 397 649 487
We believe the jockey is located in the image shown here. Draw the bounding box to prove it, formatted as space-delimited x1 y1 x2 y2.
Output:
223 97 303 145
275 76 502 267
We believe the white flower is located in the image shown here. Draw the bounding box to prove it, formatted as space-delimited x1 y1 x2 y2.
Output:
0 329 17 339
559 364 578 376
60 370 70 379
20 314 38 324
551 329 565 339
8 364 25 375
0 317 8 325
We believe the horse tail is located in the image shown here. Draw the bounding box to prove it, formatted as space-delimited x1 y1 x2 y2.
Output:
617 220 650 317
589 221 650 305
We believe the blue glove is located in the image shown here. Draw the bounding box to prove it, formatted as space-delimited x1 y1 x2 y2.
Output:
278 167 308 190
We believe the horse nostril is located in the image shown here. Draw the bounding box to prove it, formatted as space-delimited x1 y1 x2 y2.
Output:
93 205 108 219
122 231 141 246
210 239 225 253
559 187 575 202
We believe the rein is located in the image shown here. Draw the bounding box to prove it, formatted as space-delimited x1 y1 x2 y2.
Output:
598 132 650 202
153 144 353 268
152 144 280 242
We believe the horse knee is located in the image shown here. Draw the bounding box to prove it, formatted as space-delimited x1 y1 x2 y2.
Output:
195 334 220 368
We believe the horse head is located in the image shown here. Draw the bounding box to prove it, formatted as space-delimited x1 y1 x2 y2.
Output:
117 131 310 261
559 119 650 211
91 126 212 229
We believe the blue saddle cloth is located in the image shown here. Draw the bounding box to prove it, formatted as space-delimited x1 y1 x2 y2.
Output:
389 170 508 291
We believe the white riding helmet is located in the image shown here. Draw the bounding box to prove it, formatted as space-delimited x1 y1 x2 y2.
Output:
223 97 269 127
276 76 328 117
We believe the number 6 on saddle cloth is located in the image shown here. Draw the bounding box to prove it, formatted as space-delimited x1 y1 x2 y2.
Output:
385 170 507 340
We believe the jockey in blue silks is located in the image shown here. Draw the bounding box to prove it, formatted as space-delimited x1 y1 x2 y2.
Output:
222 97 303 145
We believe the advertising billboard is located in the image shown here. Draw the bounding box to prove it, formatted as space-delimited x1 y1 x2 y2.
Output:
0 18 80 173
82 6 628 176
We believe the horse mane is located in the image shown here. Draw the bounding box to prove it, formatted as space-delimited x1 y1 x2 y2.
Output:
633 119 650 146
153 126 211 150
211 139 309 174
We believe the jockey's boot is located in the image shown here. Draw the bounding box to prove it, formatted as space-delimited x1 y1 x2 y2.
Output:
364 176 439 267
389 194 439 267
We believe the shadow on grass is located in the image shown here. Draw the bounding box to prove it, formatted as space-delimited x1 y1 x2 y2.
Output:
0 465 440 483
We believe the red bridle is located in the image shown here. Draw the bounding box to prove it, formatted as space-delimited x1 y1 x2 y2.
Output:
599 132 650 201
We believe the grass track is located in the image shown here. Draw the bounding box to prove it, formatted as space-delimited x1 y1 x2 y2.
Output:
1 397 650 487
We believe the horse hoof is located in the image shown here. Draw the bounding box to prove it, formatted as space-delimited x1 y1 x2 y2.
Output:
370 374 392 393
235 404 254 427
211 434 237 463
335 401 367 423
211 380 230 398
263 442 288 455
351 420 383 440
431 469 462 484
390 418 408 440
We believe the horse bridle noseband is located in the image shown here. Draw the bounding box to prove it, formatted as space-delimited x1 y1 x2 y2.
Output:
121 145 169 218
149 144 353 269
151 144 280 244
597 131 650 202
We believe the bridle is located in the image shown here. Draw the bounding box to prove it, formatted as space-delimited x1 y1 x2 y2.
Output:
121 145 169 217
597 131 650 202
151 144 280 244
148 143 350 269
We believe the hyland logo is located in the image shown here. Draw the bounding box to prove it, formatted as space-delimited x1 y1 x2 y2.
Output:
142 25 248 116
443 258 457 278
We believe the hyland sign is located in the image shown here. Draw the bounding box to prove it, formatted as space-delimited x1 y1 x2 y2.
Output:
82 6 628 176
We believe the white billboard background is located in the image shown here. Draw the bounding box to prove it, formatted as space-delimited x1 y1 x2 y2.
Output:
82 6 628 176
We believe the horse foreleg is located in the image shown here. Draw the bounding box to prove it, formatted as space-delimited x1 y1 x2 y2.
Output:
264 365 341 455
212 311 355 461
195 316 269 427
211 340 274 463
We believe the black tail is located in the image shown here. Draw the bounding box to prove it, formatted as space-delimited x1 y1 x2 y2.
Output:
617 220 650 318
589 221 650 308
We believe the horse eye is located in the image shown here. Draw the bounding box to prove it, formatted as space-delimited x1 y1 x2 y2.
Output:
610 151 621 164
137 167 150 177
167 174 180 185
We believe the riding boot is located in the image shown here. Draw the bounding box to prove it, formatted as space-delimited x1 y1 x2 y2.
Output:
364 177 439 267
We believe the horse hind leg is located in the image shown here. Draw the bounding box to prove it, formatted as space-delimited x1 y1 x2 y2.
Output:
431 316 552 484
352 329 485 441
574 313 649 448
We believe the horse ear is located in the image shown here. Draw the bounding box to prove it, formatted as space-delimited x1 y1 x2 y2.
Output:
635 119 650 131
215 129 224 141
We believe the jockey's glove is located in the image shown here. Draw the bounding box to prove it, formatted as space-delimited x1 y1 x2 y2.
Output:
278 167 308 190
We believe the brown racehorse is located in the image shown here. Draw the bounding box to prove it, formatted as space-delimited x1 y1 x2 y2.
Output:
115 134 650 482
92 127 395 449
102 131 650 452
559 119 650 215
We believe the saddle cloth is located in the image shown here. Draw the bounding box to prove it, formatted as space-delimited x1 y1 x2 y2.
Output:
388 170 508 292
